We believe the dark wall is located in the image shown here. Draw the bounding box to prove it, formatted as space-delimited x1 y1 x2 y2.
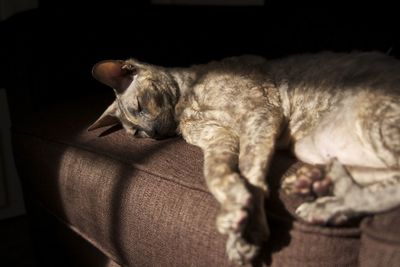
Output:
1 6 399 118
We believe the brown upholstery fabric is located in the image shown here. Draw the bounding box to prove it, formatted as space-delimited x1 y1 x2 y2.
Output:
359 207 400 267
12 94 400 266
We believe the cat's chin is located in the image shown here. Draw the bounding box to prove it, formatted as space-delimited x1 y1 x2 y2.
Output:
135 130 151 138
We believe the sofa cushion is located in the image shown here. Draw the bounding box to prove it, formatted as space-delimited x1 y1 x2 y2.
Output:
359 207 400 267
12 93 386 267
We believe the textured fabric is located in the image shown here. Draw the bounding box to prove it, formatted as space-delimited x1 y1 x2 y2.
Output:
359 207 400 267
14 134 234 267
11 94 397 266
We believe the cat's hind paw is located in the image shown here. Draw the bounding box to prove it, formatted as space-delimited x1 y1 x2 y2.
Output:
282 164 333 198
295 197 350 225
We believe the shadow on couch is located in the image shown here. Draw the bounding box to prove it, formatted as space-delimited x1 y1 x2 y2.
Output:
2 4 400 267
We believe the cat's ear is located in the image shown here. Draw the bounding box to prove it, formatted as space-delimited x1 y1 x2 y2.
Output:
92 60 137 93
88 101 119 131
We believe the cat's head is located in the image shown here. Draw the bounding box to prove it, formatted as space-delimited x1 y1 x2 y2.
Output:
88 59 179 139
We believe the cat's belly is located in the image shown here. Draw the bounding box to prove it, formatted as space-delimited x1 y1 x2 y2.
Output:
293 104 386 169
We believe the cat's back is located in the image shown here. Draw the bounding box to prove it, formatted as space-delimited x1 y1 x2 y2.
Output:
273 51 400 95
188 55 272 104
274 51 399 70
193 54 268 77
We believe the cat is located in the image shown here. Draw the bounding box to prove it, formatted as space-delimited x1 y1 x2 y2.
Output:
88 51 400 265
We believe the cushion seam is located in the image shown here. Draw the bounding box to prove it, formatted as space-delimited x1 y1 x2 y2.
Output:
361 219 400 245
13 131 210 195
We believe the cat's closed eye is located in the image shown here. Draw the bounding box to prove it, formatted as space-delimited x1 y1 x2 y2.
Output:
127 106 137 115
136 97 143 113
128 97 146 116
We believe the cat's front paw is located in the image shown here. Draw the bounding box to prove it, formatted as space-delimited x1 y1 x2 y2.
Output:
217 195 253 235
226 233 260 266
217 208 249 235
282 164 333 198
296 197 350 225
216 181 253 235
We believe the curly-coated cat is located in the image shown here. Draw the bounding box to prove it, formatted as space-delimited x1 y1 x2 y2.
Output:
89 52 400 265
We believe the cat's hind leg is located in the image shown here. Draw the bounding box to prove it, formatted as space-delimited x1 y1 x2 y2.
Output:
293 160 400 225
290 94 400 225
282 164 333 198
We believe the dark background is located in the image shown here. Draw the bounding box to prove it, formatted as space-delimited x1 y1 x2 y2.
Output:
1 3 400 119
0 2 399 266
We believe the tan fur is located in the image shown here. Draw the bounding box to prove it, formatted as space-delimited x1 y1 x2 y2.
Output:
89 52 400 265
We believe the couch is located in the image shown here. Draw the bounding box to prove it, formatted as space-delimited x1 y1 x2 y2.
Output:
3 5 400 267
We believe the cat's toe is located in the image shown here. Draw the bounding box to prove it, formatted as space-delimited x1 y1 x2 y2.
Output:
312 177 333 197
217 187 253 235
295 197 349 225
226 233 259 266
295 202 327 224
217 209 248 235
282 164 332 198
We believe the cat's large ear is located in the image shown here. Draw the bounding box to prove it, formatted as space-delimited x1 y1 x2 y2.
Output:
92 60 136 93
88 101 119 131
